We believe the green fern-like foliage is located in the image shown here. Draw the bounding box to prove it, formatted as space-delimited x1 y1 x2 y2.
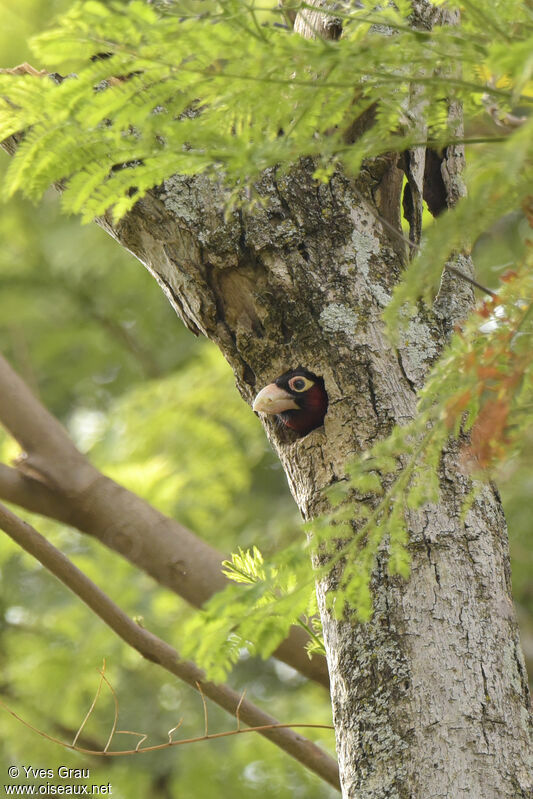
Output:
0 0 530 226
181 543 319 681
1 0 533 678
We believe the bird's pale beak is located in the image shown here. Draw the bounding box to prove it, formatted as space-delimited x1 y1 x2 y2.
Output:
253 383 299 414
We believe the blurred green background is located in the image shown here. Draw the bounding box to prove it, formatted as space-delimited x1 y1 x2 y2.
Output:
0 2 531 798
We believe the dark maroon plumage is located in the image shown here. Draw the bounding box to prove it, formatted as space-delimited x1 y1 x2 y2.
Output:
253 368 328 436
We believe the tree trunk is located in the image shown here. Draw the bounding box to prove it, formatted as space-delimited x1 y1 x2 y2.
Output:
98 143 532 795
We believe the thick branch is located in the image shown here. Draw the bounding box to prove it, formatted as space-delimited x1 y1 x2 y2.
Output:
0 501 339 790
0 353 328 687
0 356 93 493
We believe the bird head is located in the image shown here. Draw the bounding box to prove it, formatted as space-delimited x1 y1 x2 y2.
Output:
252 368 328 436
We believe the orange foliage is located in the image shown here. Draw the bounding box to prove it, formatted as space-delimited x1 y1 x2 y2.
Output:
470 399 510 468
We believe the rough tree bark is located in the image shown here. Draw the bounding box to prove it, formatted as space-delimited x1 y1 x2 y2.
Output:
5 1 533 797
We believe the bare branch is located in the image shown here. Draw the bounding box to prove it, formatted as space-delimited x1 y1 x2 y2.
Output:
99 665 119 752
0 353 92 492
0 353 328 687
0 695 335 757
236 688 246 731
167 720 183 744
72 664 106 747
0 501 340 790
196 681 209 738
0 463 73 522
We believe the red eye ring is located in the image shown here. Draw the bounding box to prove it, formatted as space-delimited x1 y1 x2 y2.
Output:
289 376 314 393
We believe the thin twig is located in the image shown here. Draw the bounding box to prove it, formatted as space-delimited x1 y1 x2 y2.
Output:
72 663 106 747
196 681 209 738
445 265 497 297
116 729 148 751
167 719 184 744
236 689 246 731
0 697 333 756
100 667 119 753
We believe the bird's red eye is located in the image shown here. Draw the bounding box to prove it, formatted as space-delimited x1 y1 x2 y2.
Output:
289 376 314 392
